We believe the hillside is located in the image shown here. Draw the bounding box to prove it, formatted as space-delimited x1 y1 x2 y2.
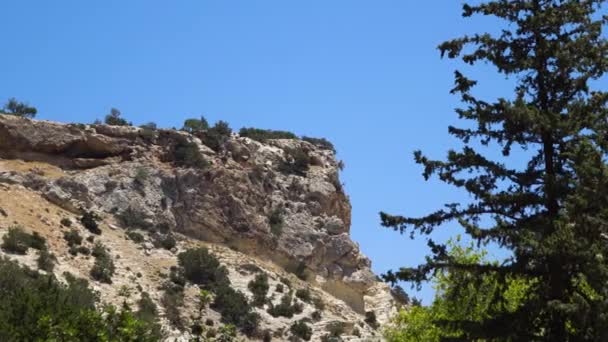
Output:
0 114 398 341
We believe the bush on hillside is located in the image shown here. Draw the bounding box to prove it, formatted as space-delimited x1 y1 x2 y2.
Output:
239 127 297 143
0 257 161 341
290 320 313 341
37 248 56 272
63 229 83 247
1 226 45 254
248 273 270 307
268 208 284 237
177 247 229 288
90 242 115 284
173 141 208 168
80 211 102 235
200 120 232 152
212 284 260 336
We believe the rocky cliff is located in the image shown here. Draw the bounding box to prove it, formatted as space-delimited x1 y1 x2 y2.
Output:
0 115 397 341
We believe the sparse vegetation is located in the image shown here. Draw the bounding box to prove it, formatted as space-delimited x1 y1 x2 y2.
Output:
295 288 312 303
1 98 37 118
90 242 115 283
200 120 232 152
126 231 145 243
177 247 229 288
64 229 83 247
327 321 347 337
37 248 56 272
267 292 302 318
290 320 313 341
117 206 149 230
269 207 284 237
104 108 130 126
60 217 73 227
182 117 209 133
1 226 45 254
239 127 297 143
302 136 335 152
173 140 208 168
80 211 101 235
294 261 307 280
248 273 270 307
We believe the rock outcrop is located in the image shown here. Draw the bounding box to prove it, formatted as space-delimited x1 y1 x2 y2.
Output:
0 114 397 341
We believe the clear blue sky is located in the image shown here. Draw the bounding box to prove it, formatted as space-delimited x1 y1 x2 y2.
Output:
0 1 540 303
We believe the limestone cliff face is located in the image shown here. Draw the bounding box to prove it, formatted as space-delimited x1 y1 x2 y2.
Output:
0 115 396 340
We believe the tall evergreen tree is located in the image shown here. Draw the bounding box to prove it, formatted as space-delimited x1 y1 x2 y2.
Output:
381 1 608 340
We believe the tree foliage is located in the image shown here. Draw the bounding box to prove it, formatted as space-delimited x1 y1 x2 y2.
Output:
384 239 531 341
104 108 130 126
381 1 608 340
1 98 37 118
0 257 161 341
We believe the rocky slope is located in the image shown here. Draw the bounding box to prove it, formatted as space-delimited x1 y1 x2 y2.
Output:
0 115 397 341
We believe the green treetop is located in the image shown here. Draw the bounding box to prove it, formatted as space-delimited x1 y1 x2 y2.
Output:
381 1 608 340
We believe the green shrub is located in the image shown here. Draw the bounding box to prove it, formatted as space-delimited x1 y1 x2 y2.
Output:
60 218 73 227
295 261 307 280
312 296 325 310
182 117 209 133
311 310 322 321
302 136 335 152
0 257 161 341
134 167 150 187
327 321 346 337
267 292 301 318
161 285 185 328
139 122 157 130
200 120 232 152
239 127 297 143
37 248 56 272
104 108 130 126
2 226 38 254
126 231 145 243
269 208 284 237
64 229 83 247
212 284 259 336
1 98 37 118
29 232 47 250
290 320 313 341
90 243 115 284
158 234 176 250
248 273 270 307
177 247 229 288
117 207 149 230
295 288 312 303
276 283 284 293
173 141 208 168
137 292 159 324
80 211 101 235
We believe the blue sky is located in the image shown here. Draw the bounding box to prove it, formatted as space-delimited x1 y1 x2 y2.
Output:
0 1 545 303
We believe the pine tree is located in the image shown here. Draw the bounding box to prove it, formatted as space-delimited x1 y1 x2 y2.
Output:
381 1 608 340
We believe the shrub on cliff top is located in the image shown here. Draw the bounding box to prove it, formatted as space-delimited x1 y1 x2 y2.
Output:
239 127 297 143
1 98 37 118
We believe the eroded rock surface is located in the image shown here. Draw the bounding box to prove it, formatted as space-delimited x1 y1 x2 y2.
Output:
0 115 397 340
